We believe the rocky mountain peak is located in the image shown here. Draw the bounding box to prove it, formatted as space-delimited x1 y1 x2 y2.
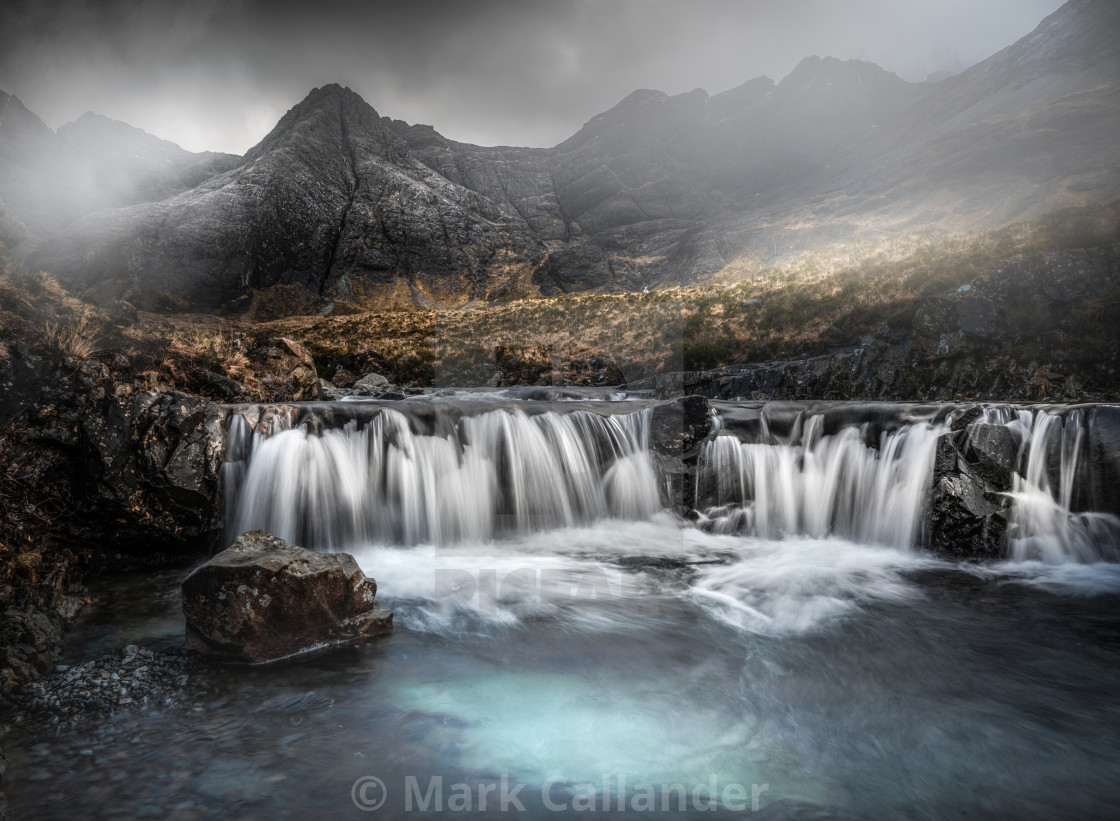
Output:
243 83 409 168
9 0 1120 309
948 0 1120 91
57 112 190 163
778 55 908 98
557 87 710 153
0 91 56 154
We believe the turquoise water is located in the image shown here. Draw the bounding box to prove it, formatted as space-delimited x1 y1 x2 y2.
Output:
7 520 1120 819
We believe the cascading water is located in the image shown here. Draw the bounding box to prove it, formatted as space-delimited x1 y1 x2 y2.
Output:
226 404 660 550
980 407 1120 563
695 414 945 547
225 399 1120 563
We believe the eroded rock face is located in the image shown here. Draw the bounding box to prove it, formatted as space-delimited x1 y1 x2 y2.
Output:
181 531 392 663
928 413 1018 560
1088 406 1120 513
647 396 713 512
0 343 226 552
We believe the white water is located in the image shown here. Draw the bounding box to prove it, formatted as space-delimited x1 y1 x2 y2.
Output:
349 519 944 638
18 399 1120 821
227 406 659 549
225 400 1120 571
696 416 944 548
988 408 1120 564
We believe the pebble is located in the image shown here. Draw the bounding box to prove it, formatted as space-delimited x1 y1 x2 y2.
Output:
13 646 201 729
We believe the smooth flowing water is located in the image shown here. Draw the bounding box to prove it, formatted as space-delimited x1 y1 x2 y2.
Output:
7 395 1120 820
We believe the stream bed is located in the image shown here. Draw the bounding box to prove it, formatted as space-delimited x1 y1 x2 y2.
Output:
6 522 1120 819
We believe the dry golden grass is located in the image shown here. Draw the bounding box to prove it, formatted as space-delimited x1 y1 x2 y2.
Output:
1 202 1115 393
243 213 1090 382
42 315 100 359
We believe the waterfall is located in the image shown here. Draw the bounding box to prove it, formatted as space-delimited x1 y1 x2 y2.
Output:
696 415 944 547
222 398 1120 563
986 408 1120 564
225 406 660 550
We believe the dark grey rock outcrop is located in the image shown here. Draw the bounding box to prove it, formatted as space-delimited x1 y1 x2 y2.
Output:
647 396 713 511
1088 405 1120 513
0 342 226 551
928 413 1019 560
181 530 392 662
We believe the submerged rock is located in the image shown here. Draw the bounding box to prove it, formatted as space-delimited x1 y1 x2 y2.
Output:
15 645 196 728
181 531 392 662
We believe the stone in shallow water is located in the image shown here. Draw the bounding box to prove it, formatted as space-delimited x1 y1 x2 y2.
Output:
181 530 392 662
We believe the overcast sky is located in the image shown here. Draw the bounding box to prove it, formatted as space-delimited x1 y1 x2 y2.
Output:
0 0 1065 155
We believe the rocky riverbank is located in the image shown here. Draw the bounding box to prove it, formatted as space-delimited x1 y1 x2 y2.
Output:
0 643 203 818
12 645 198 729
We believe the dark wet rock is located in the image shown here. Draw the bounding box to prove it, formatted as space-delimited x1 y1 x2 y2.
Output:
181 530 392 663
205 371 247 401
648 395 712 457
648 396 713 512
0 552 88 704
0 339 228 702
949 406 984 433
928 428 1015 560
248 337 321 401
1088 405 1120 513
330 367 356 387
78 389 225 546
964 422 1019 488
0 343 227 551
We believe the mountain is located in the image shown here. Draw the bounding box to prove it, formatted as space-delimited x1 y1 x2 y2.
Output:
8 0 1120 311
15 85 543 308
0 91 240 242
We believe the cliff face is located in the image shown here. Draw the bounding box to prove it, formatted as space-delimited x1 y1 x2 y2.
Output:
7 0 1120 310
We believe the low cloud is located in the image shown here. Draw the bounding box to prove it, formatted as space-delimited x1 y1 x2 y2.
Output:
0 0 1064 154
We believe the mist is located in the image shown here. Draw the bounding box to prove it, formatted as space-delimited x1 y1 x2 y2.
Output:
0 0 1063 154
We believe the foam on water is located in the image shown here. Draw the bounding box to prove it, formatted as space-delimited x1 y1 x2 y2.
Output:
686 537 942 635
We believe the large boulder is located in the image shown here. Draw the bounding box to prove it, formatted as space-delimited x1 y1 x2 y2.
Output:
181 531 392 662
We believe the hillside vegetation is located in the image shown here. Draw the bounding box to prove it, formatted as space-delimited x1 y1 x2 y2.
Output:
1 202 1118 401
